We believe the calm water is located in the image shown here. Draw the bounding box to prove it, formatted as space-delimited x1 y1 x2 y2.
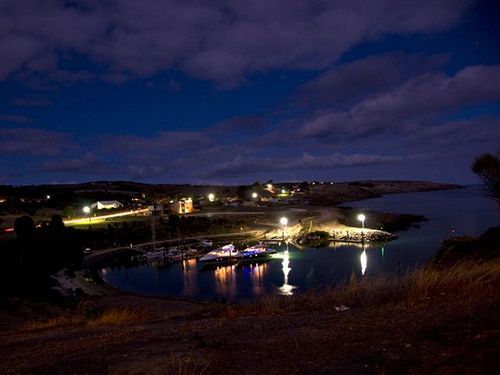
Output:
101 186 498 301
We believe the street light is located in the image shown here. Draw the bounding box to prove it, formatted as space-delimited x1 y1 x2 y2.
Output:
357 213 366 242
251 192 258 199
357 214 366 229
83 206 91 224
280 216 288 240
208 193 215 202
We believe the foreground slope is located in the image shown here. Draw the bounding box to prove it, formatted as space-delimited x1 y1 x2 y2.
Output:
0 261 498 374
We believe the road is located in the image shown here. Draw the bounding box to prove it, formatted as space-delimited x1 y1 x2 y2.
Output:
65 209 264 226
64 208 150 225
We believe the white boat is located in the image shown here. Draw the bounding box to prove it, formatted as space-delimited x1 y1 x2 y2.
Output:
144 250 165 261
166 248 183 262
184 248 199 258
199 244 241 263
240 243 276 260
200 239 213 247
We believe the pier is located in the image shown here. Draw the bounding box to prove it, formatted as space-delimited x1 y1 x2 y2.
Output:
84 230 264 265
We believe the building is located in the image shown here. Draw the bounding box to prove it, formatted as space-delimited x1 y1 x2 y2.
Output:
91 200 123 210
171 198 194 214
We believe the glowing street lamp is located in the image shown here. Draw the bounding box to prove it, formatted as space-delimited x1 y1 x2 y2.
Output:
280 216 288 240
251 192 258 199
357 213 366 242
357 214 366 229
208 193 215 202
83 206 91 223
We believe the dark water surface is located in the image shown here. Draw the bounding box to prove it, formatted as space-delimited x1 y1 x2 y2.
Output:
101 186 498 301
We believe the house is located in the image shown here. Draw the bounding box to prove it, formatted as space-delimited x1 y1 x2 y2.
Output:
171 198 194 214
258 189 275 202
91 200 123 210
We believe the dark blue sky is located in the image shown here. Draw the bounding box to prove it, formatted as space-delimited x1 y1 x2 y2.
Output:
1 0 499 185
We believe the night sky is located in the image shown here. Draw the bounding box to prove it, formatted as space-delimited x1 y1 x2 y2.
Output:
1 0 499 185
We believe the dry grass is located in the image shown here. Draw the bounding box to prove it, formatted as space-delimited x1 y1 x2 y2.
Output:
165 354 210 375
21 316 82 331
225 260 500 317
87 307 148 326
21 307 150 332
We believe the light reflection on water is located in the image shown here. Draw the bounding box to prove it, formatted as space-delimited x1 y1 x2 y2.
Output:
248 262 267 295
279 243 296 295
360 249 367 276
214 264 237 297
182 258 198 295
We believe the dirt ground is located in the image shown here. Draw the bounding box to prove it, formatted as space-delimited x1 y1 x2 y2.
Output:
0 286 498 375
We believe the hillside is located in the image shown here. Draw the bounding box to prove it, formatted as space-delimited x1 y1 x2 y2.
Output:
0 260 497 374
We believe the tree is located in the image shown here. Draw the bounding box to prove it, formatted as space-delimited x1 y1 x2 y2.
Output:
472 150 500 206
62 205 75 218
50 214 65 233
14 215 35 240
236 185 248 199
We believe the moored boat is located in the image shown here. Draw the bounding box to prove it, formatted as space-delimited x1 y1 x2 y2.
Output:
165 248 183 262
240 243 276 260
200 239 213 247
184 248 199 258
144 250 165 261
199 244 241 264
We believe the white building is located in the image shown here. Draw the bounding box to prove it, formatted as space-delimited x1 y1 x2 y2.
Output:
170 198 193 214
91 200 123 210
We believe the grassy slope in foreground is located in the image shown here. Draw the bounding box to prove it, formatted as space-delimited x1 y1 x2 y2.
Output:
0 260 498 374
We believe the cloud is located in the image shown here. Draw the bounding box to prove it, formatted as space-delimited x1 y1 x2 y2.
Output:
99 131 211 156
0 114 32 123
300 65 500 140
296 53 449 108
128 165 165 179
0 128 73 155
0 0 474 85
203 152 400 178
41 153 108 173
407 117 500 147
10 98 51 106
